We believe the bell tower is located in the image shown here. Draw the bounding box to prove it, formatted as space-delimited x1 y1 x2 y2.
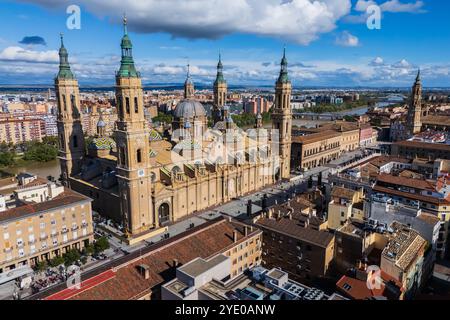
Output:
213 54 227 124
406 70 422 137
114 17 154 236
271 48 292 180
55 34 85 185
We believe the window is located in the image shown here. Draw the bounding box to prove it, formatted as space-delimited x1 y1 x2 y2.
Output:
126 97 130 114
62 94 67 111
118 98 123 116
137 149 142 163
343 283 352 291
71 94 77 113
134 97 139 113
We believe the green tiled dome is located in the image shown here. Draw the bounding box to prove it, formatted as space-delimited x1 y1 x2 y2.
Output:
89 137 116 150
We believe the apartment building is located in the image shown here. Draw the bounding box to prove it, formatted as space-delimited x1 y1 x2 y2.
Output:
392 140 450 160
373 174 450 258
162 262 343 300
0 176 94 273
0 114 45 144
41 217 261 300
327 186 365 230
291 130 342 171
255 209 335 284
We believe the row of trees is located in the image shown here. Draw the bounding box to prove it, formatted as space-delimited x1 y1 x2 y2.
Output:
299 99 370 114
35 236 110 271
231 111 271 128
0 136 58 167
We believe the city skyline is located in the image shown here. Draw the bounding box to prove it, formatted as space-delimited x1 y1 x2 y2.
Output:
0 0 449 87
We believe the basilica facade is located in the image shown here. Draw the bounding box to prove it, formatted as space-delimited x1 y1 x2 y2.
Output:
55 18 293 240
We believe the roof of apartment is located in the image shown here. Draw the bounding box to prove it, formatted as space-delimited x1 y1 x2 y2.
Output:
394 140 450 152
422 115 450 126
0 188 90 223
376 174 436 192
49 218 258 300
416 212 441 226
331 186 358 200
292 130 341 145
373 185 448 206
369 156 411 168
382 222 427 272
336 271 403 300
256 216 334 248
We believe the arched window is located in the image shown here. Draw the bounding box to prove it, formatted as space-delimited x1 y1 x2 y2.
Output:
119 147 126 166
62 94 67 111
134 97 138 113
117 98 123 116
73 135 78 148
125 97 130 114
136 149 142 163
71 94 76 111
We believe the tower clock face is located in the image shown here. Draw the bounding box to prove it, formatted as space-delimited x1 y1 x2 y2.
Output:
138 169 145 177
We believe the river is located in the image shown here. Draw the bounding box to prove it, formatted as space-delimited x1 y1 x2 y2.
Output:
3 160 61 179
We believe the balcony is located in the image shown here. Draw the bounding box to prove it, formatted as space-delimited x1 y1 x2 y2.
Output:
3 247 13 253
71 226 79 231
61 229 69 234
28 239 36 245
40 235 48 241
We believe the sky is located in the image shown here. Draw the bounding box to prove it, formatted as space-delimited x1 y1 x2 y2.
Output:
0 0 449 87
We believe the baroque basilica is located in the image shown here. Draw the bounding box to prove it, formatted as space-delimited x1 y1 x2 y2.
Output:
55 18 293 242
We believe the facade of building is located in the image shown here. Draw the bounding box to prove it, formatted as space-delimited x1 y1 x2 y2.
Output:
255 210 335 284
327 187 365 230
0 114 45 144
0 176 94 273
291 130 341 171
391 140 450 161
55 21 291 243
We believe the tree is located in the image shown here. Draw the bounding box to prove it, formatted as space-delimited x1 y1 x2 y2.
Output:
94 236 110 254
23 143 58 162
35 261 48 272
63 249 81 266
0 151 15 167
49 256 65 267
83 244 95 256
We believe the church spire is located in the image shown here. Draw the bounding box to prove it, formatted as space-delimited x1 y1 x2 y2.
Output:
215 52 225 85
415 68 421 83
277 46 289 83
184 63 194 99
117 14 139 78
57 33 74 79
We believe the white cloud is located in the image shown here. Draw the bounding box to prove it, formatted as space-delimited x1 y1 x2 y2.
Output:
20 0 352 45
370 57 385 66
354 0 424 13
380 0 425 13
0 46 58 63
335 31 359 47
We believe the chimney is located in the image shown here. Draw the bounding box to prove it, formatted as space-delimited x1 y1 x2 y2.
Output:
244 226 248 237
138 264 150 280
173 259 179 268
233 230 238 243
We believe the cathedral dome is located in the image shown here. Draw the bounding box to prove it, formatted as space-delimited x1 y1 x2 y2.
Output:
173 99 206 119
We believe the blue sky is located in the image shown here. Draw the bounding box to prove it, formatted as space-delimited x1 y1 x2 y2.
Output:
0 0 449 87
